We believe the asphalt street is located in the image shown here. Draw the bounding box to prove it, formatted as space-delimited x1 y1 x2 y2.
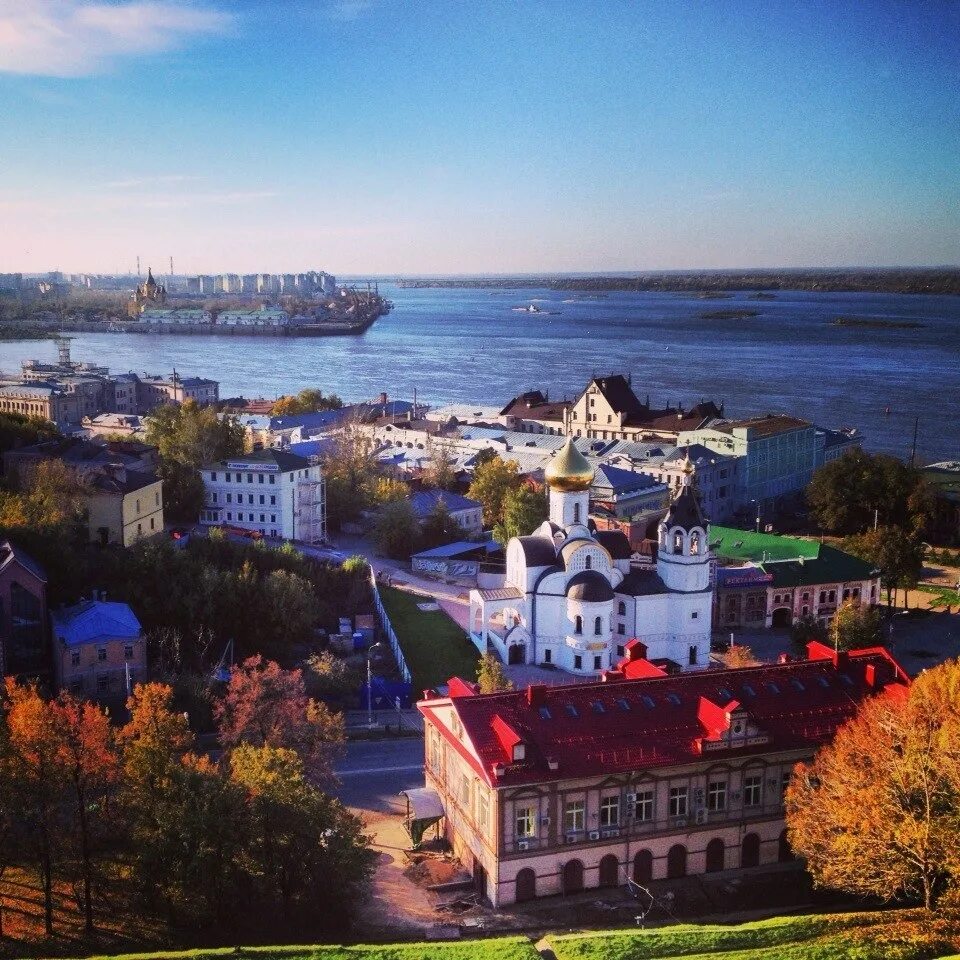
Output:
334 737 425 811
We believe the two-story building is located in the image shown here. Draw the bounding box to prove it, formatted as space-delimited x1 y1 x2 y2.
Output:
710 526 880 630
87 467 165 547
418 641 909 906
200 449 325 542
409 489 484 536
51 597 145 703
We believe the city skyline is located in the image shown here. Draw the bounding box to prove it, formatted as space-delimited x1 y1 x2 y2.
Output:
1 0 958 273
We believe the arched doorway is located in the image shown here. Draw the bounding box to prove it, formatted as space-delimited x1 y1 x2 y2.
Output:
598 854 619 888
562 859 584 895
508 643 526 665
515 867 536 902
778 829 794 863
667 844 687 879
771 607 792 628
633 849 653 884
705 837 725 873
741 832 761 868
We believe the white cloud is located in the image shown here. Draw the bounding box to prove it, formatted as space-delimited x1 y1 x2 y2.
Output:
0 1 232 76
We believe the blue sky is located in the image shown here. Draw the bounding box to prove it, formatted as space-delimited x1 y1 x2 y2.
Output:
0 0 958 273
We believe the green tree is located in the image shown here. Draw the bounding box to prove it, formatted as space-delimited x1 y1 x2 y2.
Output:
477 651 513 693
844 526 925 610
320 418 379 529
157 457 205 522
468 455 520 527
369 475 409 506
0 411 58 454
423 437 459 491
830 600 883 651
494 484 549 544
807 448 924 535
145 398 243 469
791 613 828 652
420 501 464 550
373 499 420 560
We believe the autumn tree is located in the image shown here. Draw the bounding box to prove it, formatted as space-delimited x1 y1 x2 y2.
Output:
49 694 119 934
423 436 459 491
369 475 409 506
477 651 513 693
786 658 960 910
213 656 345 789
0 459 89 531
2 680 66 935
320 418 380 529
270 388 343 416
468 455 521 527
495 484 549 544
724 643 758 668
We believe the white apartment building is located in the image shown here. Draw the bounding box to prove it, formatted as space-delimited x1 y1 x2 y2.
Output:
199 449 325 542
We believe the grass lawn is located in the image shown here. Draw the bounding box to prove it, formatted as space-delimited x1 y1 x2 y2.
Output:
546 910 960 960
84 938 539 960
916 584 960 609
377 585 479 691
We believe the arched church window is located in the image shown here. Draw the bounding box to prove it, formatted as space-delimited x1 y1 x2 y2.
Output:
585 555 592 570
574 615 583 635
573 502 581 524
594 616 602 635
690 533 700 555
673 531 683 553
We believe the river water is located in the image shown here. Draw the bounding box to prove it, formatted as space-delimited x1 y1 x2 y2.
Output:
2 284 958 462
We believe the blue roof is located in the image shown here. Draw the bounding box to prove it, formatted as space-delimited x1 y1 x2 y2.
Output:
269 409 349 431
593 463 662 493
52 600 142 647
413 540 491 559
408 489 482 518
288 437 336 458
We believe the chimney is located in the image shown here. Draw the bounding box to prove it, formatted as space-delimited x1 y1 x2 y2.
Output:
865 663 877 688
526 684 546 708
547 757 559 772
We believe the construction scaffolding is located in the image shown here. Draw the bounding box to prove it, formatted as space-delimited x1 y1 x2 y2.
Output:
295 469 326 543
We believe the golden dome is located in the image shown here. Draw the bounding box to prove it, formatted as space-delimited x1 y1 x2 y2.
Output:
545 438 595 492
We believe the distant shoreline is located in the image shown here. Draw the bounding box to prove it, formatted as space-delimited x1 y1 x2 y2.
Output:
397 269 960 296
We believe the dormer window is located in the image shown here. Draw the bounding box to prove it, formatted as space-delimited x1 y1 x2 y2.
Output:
585 554 592 570
512 743 526 762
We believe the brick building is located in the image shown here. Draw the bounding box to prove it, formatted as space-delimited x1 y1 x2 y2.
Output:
0 541 48 680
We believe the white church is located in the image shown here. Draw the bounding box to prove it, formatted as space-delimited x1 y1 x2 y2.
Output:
469 439 713 675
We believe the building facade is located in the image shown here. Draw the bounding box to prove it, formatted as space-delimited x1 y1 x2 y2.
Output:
418 642 909 907
710 526 880 630
200 449 325 542
470 439 713 675
51 598 145 703
87 469 165 547
0 541 48 679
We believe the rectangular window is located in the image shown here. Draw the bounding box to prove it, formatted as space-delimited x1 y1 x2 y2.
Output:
124 644 134 660
599 795 620 827
617 623 625 635
515 805 536 838
71 650 80 667
225 472 231 482
97 675 110 692
707 780 727 811
247 473 253 483
544 648 552 663
668 786 688 817
476 790 489 834
743 775 763 807
633 789 654 822
269 475 275 484
210 472 217 481
258 474 264 484
574 655 582 670
593 655 602 670
227 493 232 503
270 495 276 505
260 494 265 505
564 800 585 833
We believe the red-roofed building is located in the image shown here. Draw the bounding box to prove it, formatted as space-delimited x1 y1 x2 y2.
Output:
418 641 909 906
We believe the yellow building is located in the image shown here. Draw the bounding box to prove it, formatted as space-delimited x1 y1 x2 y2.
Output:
86 468 165 547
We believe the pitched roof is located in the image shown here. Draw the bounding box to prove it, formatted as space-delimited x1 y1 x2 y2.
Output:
617 568 670 596
217 449 310 471
594 529 632 560
408 489 482 518
515 536 558 567
664 482 705 529
499 391 570 421
591 375 645 418
0 540 46 582
710 525 821 563
593 463 663 494
88 469 160 496
424 645 909 787
52 600 141 647
710 414 811 438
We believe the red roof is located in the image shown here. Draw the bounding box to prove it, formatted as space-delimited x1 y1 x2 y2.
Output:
419 643 909 787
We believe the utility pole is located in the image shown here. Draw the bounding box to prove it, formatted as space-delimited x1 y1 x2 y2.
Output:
136 255 141 278
910 417 919 468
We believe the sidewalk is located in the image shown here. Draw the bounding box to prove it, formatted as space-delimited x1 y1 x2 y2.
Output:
345 708 425 734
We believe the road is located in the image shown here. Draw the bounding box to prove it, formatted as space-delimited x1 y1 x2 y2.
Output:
334 737 425 811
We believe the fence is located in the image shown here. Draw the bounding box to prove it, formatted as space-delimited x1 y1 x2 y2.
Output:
370 568 413 684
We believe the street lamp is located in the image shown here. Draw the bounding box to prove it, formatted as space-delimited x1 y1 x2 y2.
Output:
366 640 385 728
750 499 761 533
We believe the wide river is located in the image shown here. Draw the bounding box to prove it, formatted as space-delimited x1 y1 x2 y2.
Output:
2 284 959 462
